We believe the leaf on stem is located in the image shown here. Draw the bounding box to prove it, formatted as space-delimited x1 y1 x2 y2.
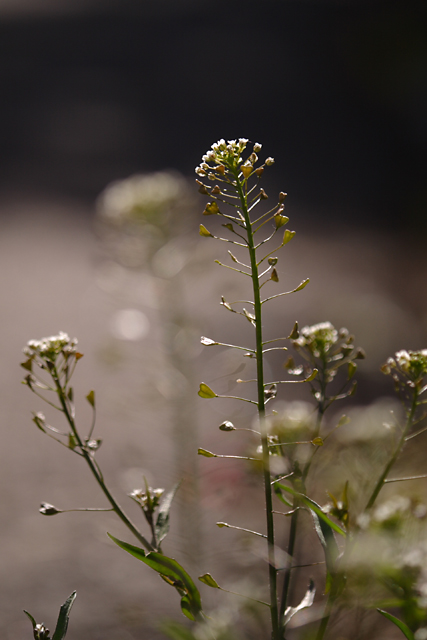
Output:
377 610 415 640
198 383 217 399
52 591 77 640
107 534 203 621
276 484 346 537
155 483 180 544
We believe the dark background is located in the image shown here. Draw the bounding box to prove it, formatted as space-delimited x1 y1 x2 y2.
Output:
1 0 426 231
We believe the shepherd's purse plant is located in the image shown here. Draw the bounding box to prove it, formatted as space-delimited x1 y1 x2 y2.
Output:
21 138 427 640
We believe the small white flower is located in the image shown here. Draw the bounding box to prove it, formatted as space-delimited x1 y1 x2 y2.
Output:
265 157 275 166
253 142 262 152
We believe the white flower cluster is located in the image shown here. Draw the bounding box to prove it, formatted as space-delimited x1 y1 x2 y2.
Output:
129 486 164 511
383 349 427 380
294 321 339 355
23 332 78 360
195 138 271 178
98 171 189 224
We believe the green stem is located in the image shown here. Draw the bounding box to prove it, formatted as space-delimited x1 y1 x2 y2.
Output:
315 389 419 640
234 169 279 640
365 390 418 511
52 370 154 552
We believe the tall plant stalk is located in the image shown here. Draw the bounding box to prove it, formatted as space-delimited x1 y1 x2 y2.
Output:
196 139 312 639
233 165 279 638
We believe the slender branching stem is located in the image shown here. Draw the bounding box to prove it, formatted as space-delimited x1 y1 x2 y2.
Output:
51 368 154 552
365 390 418 510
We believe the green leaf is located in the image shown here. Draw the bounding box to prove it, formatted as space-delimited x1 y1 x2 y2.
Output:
282 229 296 245
198 383 217 399
199 224 213 238
273 483 293 508
377 610 415 640
310 510 340 593
67 387 73 402
23 610 37 630
52 591 77 640
155 483 180 544
276 484 346 537
107 534 203 621
86 390 95 407
198 448 216 458
312 437 324 446
198 573 220 588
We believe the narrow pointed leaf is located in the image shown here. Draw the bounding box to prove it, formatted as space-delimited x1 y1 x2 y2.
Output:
23 610 37 630
86 390 95 407
52 591 77 640
155 483 180 544
276 484 346 536
107 534 202 620
377 610 415 640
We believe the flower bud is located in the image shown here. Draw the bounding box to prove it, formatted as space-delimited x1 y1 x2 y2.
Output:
265 157 275 166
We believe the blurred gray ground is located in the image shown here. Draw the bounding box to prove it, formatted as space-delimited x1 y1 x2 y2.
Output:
1 194 427 638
